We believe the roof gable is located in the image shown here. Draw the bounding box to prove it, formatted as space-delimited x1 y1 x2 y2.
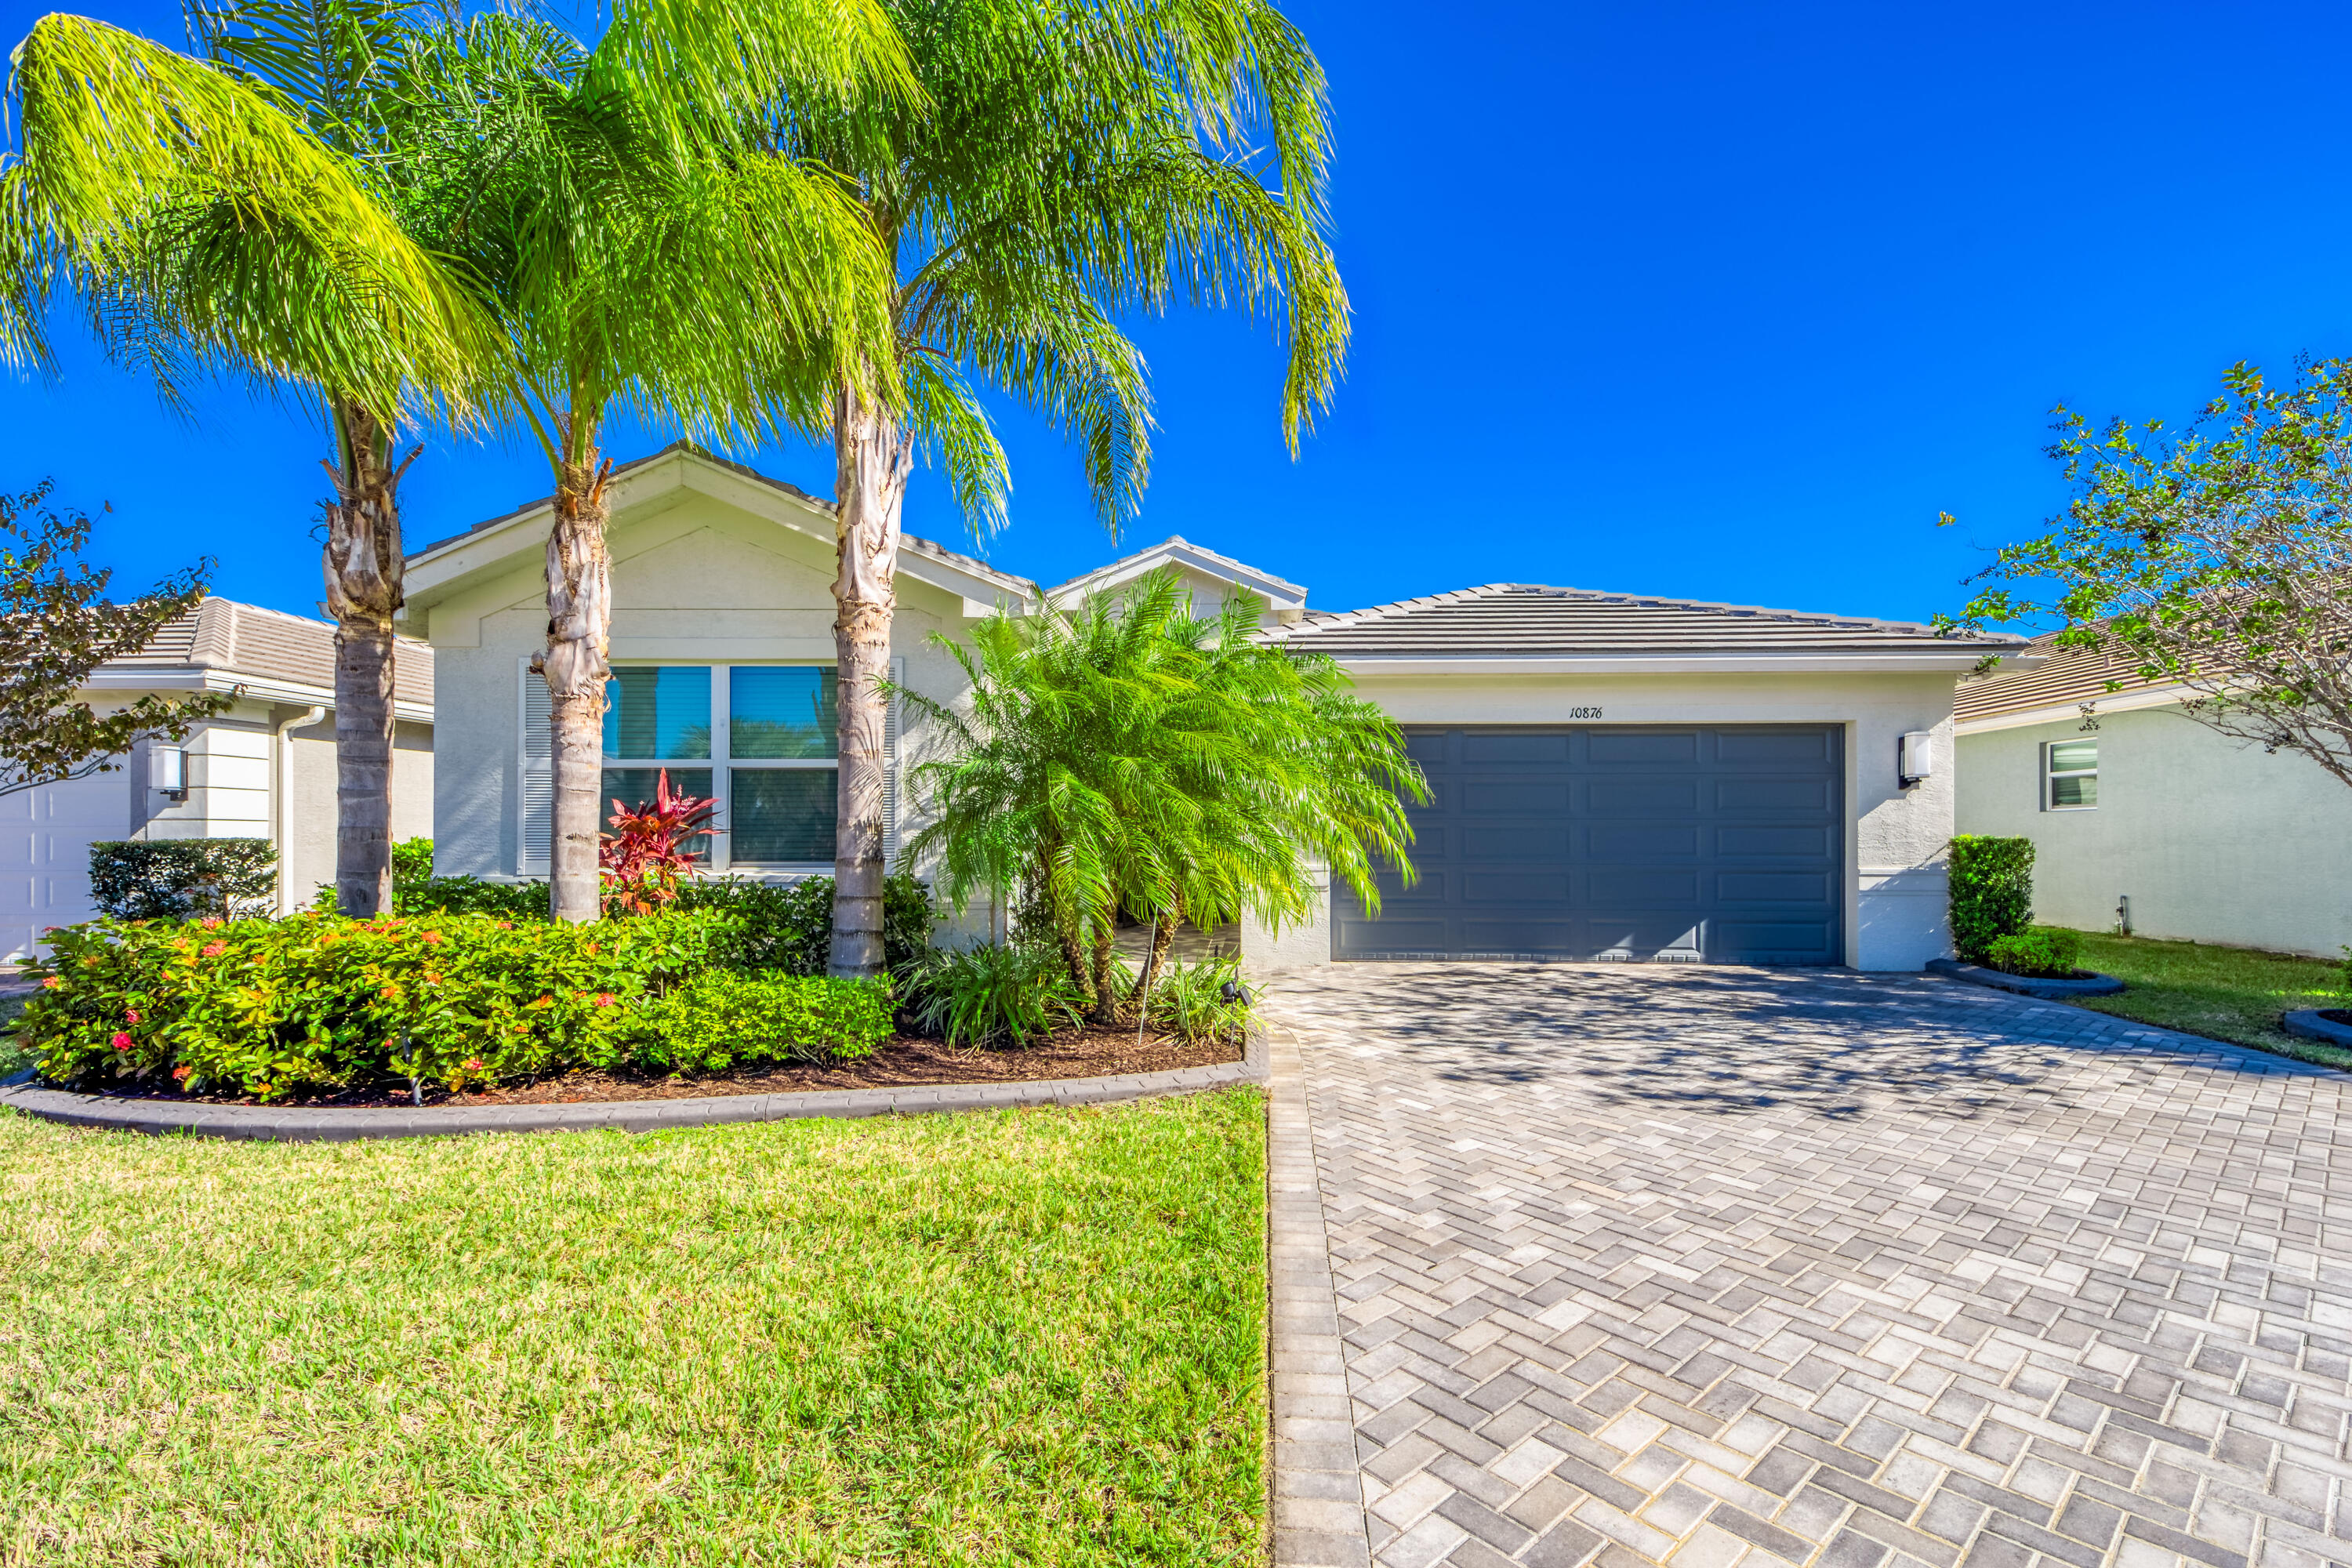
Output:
1047 535 1307 614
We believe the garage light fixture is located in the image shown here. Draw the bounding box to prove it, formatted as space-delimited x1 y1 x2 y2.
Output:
1897 731 1933 789
148 745 187 802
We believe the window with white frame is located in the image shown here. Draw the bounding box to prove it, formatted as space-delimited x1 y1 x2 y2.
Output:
603 664 839 867
2044 737 2097 810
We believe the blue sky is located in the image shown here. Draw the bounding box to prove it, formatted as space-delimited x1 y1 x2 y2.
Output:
7 0 2352 628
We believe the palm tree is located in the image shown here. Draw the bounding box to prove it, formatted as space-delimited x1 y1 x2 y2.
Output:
901 568 1422 1022
390 10 906 922
2 6 492 915
784 0 1348 978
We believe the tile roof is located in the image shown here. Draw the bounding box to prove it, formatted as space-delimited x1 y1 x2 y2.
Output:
1261 583 2025 655
1047 534 1308 601
106 598 434 710
408 441 1033 597
1954 630 2167 723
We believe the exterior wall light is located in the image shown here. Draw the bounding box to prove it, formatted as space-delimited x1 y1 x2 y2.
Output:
1897 731 1933 789
148 745 188 802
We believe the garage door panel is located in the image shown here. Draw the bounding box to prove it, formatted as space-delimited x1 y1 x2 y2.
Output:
1335 724 1842 965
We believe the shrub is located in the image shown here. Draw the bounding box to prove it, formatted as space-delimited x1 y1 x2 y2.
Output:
89 840 276 920
1984 926 2085 979
19 911 737 1099
636 970 891 1073
1144 957 1259 1047
601 770 717 916
391 837 434 883
1948 835 2035 962
394 876 550 920
674 873 935 976
902 942 1087 1047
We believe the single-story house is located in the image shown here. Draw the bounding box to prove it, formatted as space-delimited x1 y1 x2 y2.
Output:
0 598 435 959
1955 633 2352 957
401 441 2022 971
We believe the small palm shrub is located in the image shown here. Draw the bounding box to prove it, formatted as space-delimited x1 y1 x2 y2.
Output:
902 943 1087 1047
1949 835 2035 962
1144 957 1259 1047
1984 926 2084 979
636 970 892 1073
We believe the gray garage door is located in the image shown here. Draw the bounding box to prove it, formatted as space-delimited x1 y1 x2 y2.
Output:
1334 726 1845 964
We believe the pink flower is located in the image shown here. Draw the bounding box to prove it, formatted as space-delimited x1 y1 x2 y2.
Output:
124 1010 141 1024
200 917 222 930
201 942 226 958
420 931 442 945
111 1033 132 1050
594 993 617 1007
40 976 60 989
172 1065 190 1081
463 1058 484 1071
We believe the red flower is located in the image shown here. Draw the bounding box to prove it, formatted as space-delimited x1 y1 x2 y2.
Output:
595 993 617 1007
39 976 60 989
463 1057 484 1071
201 942 226 958
200 917 222 930
420 930 443 945
111 1033 132 1050
171 1065 190 1081
124 1010 141 1024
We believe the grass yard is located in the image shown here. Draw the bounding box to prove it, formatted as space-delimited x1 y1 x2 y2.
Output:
2063 930 2352 1070
0 1091 1267 1566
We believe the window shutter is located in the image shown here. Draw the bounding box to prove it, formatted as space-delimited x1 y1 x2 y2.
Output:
883 655 905 871
519 658 552 876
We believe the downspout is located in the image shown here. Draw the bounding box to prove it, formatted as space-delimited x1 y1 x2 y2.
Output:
275 706 326 916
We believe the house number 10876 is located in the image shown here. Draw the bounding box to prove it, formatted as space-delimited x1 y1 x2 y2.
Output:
1566 706 1604 719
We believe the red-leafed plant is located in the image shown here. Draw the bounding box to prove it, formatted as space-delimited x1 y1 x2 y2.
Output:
600 769 719 916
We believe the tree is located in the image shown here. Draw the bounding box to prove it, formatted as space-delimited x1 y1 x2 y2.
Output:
390 7 906 922
784 0 1348 978
0 481 228 797
900 568 1422 1022
1947 359 2352 790
2 3 496 916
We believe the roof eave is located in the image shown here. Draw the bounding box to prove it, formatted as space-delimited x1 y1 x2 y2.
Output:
1320 648 2024 676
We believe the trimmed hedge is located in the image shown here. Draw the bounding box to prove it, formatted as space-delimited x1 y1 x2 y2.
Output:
1949 834 2035 963
674 873 935 976
89 840 275 921
637 969 891 1073
17 911 887 1100
1984 926 2082 979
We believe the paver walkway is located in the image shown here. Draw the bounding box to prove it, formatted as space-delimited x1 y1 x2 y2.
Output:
1262 964 2352 1568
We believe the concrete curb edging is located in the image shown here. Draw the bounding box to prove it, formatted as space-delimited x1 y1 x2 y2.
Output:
2283 1009 2352 1047
1925 956 2126 1000
1265 1026 1372 1568
0 1038 1268 1141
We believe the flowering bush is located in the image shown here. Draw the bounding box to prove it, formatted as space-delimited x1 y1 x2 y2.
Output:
18 911 742 1099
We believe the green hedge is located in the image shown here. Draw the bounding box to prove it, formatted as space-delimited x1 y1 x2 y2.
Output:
89 840 276 921
1949 835 2035 963
19 912 888 1100
1984 926 2082 978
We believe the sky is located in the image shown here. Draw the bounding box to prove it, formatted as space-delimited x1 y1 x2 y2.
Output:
8 0 2352 629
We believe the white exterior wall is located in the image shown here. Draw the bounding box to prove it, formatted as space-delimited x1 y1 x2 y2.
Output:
1955 704 2352 957
1240 670 1962 973
416 486 989 940
281 718 436 909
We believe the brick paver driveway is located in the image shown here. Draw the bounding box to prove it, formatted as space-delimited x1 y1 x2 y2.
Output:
1262 964 2352 1568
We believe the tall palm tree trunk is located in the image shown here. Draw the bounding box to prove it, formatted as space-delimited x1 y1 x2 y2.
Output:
543 444 613 924
320 401 416 918
829 386 912 977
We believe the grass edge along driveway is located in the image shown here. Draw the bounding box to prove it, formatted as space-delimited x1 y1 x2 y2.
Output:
2063 929 2351 1070
0 1090 1266 1566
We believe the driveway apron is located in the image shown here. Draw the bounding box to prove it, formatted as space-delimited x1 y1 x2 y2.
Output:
1263 964 2352 1568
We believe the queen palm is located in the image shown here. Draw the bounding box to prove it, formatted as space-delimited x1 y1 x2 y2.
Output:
3 5 489 915
390 11 904 921
787 0 1348 977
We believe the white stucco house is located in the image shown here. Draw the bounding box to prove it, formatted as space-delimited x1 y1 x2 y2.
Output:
1955 633 2352 957
0 598 435 959
402 441 2022 971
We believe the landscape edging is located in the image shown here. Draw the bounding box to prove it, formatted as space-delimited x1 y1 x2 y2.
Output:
2282 1010 2352 1047
0 1036 1269 1142
1925 956 2126 999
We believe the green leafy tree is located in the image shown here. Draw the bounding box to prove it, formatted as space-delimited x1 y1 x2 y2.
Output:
900 568 1422 1022
390 7 908 922
0 481 228 798
1947 359 2352 790
786 0 1348 978
3 4 495 916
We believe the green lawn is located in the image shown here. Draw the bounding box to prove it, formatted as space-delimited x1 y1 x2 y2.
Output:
0 1091 1267 1566
2062 930 2352 1069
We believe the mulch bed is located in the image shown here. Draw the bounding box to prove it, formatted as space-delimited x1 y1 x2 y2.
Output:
49 1025 1245 1109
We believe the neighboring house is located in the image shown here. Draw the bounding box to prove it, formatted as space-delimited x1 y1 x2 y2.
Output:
1955 633 2352 957
403 441 2021 971
0 598 435 959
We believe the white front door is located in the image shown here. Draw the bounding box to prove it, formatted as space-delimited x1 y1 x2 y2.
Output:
0 768 132 960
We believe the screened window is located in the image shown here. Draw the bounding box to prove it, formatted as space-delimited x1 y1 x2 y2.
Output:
601 664 839 866
2045 738 2098 810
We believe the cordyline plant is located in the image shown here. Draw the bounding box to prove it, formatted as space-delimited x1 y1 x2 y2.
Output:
1941 359 2352 789
782 0 1349 979
600 768 718 916
0 481 228 797
899 568 1423 1023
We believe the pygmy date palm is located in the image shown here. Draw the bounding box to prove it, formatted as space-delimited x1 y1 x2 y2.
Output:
788 0 1349 977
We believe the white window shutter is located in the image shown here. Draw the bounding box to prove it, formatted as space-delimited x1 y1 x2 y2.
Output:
883 655 904 871
519 658 552 876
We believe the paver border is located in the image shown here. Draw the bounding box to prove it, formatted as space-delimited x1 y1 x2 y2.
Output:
2283 1007 2352 1047
1265 1025 1372 1568
1924 956 2125 998
0 1037 1266 1141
